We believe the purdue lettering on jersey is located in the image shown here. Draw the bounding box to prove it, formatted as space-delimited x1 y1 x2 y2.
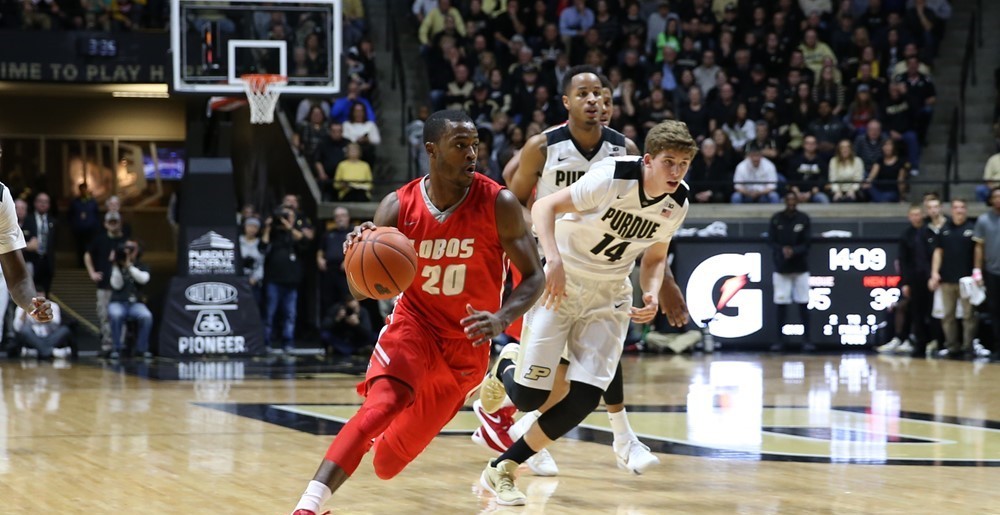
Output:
537 125 627 200
556 156 688 280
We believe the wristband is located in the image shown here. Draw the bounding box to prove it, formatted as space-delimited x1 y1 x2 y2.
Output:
973 268 983 281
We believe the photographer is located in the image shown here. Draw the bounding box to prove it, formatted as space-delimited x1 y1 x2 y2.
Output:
262 195 313 354
320 298 373 357
108 239 153 360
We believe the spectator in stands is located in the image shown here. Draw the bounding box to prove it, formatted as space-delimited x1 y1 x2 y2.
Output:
845 84 880 134
314 123 347 200
23 192 55 296
848 62 886 106
828 139 865 202
890 43 931 79
864 139 910 203
799 28 837 77
807 100 849 156
905 0 941 58
814 64 846 117
418 0 465 46
240 217 265 314
748 118 781 163
466 82 500 127
412 0 437 22
69 183 99 268
108 239 152 360
262 195 313 354
638 88 675 135
492 0 526 54
343 102 381 163
680 85 709 142
559 0 594 49
854 119 888 173
333 143 373 202
320 298 373 357
317 206 352 313
693 50 720 98
293 105 328 164
977 151 1000 202
895 55 936 145
444 63 474 110
882 82 921 173
732 142 780 204
476 134 502 184
688 139 732 204
329 80 376 124
112 0 142 31
13 294 72 360
787 135 831 203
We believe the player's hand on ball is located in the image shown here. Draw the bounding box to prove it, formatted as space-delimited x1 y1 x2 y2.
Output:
541 258 567 311
461 304 505 347
343 221 377 253
658 279 690 328
29 297 53 323
628 293 658 324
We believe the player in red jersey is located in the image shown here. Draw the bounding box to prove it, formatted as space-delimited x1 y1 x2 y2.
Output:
290 110 545 515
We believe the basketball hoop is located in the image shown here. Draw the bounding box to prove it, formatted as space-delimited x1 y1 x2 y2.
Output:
241 74 287 124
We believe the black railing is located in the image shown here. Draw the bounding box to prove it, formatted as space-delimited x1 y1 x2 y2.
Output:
958 10 978 144
945 106 959 201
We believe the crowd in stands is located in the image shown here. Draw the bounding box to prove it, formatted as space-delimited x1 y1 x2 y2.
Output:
409 0 952 203
0 0 169 31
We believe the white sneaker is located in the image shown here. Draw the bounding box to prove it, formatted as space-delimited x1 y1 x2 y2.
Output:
973 341 992 359
614 439 660 475
876 337 901 353
894 340 914 355
925 340 939 356
526 448 559 476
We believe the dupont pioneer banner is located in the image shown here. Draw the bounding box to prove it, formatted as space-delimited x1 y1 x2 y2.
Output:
158 276 265 358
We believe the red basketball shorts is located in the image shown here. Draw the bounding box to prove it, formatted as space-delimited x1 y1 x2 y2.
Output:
358 311 489 474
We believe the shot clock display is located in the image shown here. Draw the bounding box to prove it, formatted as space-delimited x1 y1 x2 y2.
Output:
674 239 900 347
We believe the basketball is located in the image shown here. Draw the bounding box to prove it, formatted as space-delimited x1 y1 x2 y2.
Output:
345 226 418 300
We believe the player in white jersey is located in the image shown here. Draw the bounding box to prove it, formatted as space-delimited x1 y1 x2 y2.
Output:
473 68 683 476
478 120 698 505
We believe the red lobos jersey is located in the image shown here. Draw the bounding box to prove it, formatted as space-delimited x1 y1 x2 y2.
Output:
393 173 507 340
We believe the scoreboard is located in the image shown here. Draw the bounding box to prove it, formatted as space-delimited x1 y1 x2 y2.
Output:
674 239 900 348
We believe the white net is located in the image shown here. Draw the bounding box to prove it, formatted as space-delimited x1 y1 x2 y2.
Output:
241 75 287 124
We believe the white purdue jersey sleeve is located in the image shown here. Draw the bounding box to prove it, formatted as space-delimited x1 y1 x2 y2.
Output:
0 183 26 255
557 156 688 281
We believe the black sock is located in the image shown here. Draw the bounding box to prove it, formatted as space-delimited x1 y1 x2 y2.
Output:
499 357 517 391
492 438 537 467
776 304 788 341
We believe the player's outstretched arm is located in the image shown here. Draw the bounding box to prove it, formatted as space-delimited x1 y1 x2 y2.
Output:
631 242 668 324
658 259 690 328
342 192 400 300
461 190 545 346
530 188 578 311
0 251 51 322
506 133 547 205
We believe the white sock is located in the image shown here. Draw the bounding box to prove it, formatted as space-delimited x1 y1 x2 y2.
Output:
608 409 635 446
509 410 541 440
293 480 332 514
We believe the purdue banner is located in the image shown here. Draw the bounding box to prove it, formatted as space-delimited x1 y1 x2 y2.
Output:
158 276 265 358
159 157 265 357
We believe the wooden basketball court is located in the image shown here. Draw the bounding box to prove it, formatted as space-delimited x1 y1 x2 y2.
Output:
1 353 998 513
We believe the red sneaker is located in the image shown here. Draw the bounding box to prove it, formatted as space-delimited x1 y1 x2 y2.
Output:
292 510 329 515
471 399 515 452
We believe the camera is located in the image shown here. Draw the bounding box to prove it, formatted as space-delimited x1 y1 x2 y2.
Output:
114 242 137 265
